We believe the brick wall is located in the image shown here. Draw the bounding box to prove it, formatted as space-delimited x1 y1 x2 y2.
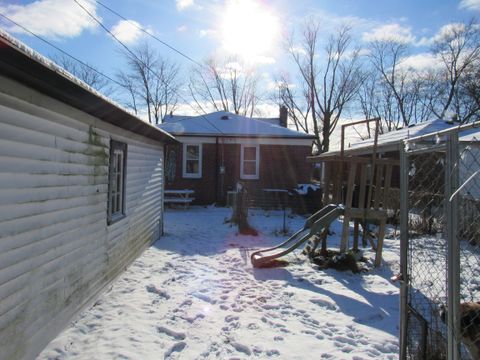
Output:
165 142 313 205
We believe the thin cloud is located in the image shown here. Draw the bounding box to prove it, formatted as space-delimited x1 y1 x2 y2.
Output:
416 36 433 47
398 53 443 72
297 9 376 37
111 20 144 44
432 22 466 42
176 0 201 11
177 25 188 33
199 29 216 38
0 0 98 39
459 0 480 11
362 23 416 44
249 55 276 65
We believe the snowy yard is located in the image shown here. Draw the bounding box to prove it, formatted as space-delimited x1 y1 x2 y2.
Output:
39 207 400 359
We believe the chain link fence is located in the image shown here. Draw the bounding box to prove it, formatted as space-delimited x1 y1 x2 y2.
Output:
400 123 480 360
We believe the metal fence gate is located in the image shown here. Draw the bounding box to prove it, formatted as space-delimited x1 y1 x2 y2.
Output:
400 123 480 360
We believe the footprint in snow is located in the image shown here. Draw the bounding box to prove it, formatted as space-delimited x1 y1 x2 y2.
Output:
309 298 338 311
191 292 216 304
164 341 186 359
156 326 186 340
356 312 384 324
266 349 280 356
146 285 170 299
225 315 239 323
334 335 357 347
180 313 205 324
230 341 251 356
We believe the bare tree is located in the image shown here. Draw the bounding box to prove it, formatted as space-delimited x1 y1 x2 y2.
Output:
463 65 480 114
53 54 113 95
366 39 436 128
358 67 433 132
272 73 311 133
281 21 365 152
430 19 480 122
367 40 413 127
188 57 259 117
357 73 397 134
117 42 181 124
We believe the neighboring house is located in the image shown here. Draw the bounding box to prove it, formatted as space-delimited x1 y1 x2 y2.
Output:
459 130 480 200
0 32 177 359
324 118 459 157
158 108 315 204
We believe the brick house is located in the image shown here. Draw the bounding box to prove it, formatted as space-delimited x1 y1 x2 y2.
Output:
158 108 315 205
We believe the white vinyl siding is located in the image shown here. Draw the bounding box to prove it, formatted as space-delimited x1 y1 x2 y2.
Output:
0 83 164 360
240 144 259 180
182 143 202 178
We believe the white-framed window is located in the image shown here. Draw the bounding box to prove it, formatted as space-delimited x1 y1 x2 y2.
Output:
183 143 202 178
108 140 127 224
240 144 259 180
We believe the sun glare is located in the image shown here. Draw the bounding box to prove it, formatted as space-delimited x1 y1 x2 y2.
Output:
220 0 280 64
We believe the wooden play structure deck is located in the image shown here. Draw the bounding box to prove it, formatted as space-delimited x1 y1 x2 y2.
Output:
308 118 400 267
250 118 400 268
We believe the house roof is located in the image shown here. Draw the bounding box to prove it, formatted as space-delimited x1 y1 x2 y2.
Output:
313 119 460 159
158 111 314 139
459 129 480 142
0 30 178 144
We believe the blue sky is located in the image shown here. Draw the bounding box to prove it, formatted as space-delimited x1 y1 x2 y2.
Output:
0 0 479 116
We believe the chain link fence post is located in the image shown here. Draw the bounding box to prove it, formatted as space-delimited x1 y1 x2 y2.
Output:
400 142 409 360
401 121 480 359
446 132 461 360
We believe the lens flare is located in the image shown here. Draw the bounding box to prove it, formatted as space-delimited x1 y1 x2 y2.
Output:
220 0 280 64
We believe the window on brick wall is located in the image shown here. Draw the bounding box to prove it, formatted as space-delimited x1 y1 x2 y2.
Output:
240 144 259 180
183 143 202 178
108 140 127 224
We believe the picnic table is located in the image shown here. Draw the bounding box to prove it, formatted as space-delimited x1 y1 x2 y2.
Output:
164 189 195 208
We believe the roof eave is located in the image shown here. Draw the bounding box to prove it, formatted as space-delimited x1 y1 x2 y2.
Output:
0 34 178 145
308 141 400 162
162 132 315 140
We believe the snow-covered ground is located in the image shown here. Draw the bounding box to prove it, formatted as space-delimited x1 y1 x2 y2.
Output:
38 207 401 359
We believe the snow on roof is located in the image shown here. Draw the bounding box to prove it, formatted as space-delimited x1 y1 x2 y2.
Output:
158 111 314 139
0 29 177 144
342 119 458 154
0 28 121 112
252 117 280 126
163 114 195 123
460 128 480 142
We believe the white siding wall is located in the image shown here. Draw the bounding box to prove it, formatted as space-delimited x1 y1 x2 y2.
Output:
460 145 480 200
0 77 164 360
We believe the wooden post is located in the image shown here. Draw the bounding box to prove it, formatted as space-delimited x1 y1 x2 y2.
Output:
358 164 368 247
333 163 342 204
340 163 357 253
374 218 386 267
353 220 359 251
323 162 331 206
373 164 383 210
383 164 393 209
